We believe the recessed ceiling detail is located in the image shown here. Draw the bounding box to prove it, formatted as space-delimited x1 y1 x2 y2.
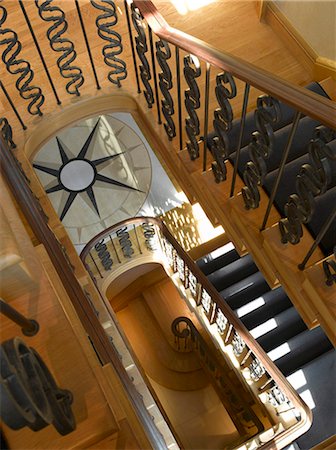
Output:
33 115 152 245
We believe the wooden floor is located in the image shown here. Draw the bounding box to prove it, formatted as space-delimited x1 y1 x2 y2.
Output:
1 0 311 148
114 273 241 450
153 0 311 85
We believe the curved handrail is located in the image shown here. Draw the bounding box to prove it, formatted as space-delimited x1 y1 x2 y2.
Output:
0 139 168 450
134 1 335 129
81 216 313 448
172 316 265 439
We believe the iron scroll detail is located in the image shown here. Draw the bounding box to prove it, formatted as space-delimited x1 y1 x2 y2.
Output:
91 0 127 87
242 95 281 209
0 6 44 116
36 0 84 96
0 337 75 435
210 72 237 182
279 127 336 246
323 246 336 286
156 39 175 140
0 117 16 150
131 3 154 108
184 55 201 160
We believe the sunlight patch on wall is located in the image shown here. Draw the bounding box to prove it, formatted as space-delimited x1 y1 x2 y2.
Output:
170 0 215 15
267 342 291 362
236 297 265 318
286 369 307 391
300 389 316 410
250 318 277 339
192 203 224 242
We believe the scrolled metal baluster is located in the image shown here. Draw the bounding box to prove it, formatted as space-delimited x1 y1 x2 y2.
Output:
0 6 44 116
156 39 175 140
91 0 127 87
0 117 32 185
184 55 201 160
0 81 27 130
131 3 154 108
323 246 336 286
242 95 281 209
36 0 84 96
0 117 16 150
298 206 336 270
279 127 336 245
210 72 237 182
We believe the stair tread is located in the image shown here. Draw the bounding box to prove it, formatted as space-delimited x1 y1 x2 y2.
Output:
255 307 307 352
207 254 258 291
197 248 239 275
231 115 321 180
220 271 270 309
239 287 292 330
294 349 336 450
275 326 333 377
207 81 329 158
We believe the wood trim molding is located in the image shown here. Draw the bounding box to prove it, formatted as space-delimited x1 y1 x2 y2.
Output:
134 1 335 128
264 2 336 81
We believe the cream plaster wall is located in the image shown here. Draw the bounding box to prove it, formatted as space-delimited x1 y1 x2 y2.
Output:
274 0 336 60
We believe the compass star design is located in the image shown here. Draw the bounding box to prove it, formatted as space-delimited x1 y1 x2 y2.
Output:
33 119 144 221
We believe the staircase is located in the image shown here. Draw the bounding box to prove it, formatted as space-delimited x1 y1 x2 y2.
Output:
0 1 335 449
197 245 335 449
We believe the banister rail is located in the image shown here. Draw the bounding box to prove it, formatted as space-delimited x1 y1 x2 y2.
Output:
80 215 312 449
0 137 169 450
172 316 265 441
134 1 335 129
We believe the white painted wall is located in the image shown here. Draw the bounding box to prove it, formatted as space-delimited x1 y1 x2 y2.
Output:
274 0 336 61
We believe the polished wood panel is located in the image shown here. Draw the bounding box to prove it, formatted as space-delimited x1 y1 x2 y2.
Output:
137 1 335 127
0 178 120 450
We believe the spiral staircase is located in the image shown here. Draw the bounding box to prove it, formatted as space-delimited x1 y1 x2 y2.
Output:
0 1 335 449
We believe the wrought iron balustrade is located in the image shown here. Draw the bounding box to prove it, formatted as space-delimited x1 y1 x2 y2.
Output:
0 0 334 272
0 2 335 446
80 216 312 450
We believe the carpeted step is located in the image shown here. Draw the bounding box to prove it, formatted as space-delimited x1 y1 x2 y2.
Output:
255 307 307 353
239 287 292 330
275 327 333 377
206 81 329 157
207 254 258 292
264 152 336 256
220 271 270 310
294 349 336 450
305 186 336 256
229 115 322 179
197 248 240 275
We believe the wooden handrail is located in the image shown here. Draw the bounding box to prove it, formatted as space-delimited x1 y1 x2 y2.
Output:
81 216 313 448
0 139 168 450
134 1 336 129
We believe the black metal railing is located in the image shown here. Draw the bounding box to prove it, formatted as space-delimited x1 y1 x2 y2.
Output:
0 298 39 336
80 215 312 450
172 316 265 443
128 0 335 272
0 0 335 273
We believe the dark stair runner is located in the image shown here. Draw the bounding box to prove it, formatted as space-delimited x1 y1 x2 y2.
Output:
207 81 335 256
197 249 335 449
199 82 335 447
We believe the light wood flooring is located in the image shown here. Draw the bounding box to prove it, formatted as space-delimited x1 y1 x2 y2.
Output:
113 272 241 449
1 0 311 147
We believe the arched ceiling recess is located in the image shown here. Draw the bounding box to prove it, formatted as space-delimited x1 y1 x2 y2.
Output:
33 114 152 245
